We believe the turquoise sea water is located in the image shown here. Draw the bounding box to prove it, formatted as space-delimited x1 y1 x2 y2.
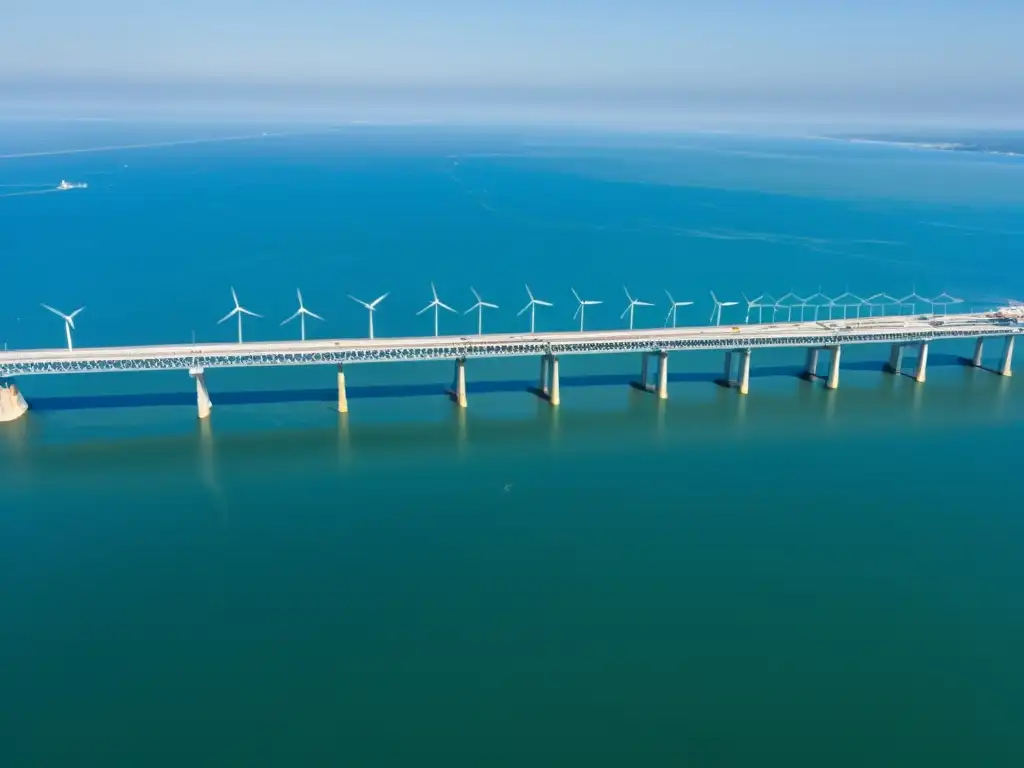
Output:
2 123 1024 765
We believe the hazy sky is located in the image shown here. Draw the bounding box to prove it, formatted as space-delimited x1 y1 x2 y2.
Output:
2 0 1022 122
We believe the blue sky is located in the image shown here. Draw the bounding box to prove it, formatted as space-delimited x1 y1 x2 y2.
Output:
2 0 1021 124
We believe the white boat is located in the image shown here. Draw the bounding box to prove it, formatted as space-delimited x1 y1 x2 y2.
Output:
56 180 87 191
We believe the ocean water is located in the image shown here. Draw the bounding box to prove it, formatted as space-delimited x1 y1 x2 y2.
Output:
2 122 1024 766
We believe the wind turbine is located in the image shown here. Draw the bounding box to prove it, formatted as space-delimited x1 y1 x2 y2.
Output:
664 290 694 328
930 291 964 315
41 303 84 350
280 288 323 341
417 282 456 337
218 287 262 343
464 287 498 335
709 291 738 326
899 286 930 315
517 284 552 334
571 288 602 331
348 292 388 339
741 292 763 324
621 286 654 330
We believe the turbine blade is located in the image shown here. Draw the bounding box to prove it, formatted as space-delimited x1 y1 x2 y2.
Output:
241 309 262 318
296 288 304 307
572 287 581 303
535 300 553 307
416 303 433 316
66 316 76 330
518 302 532 316
463 304 479 315
347 294 371 309
620 306 630 319
524 284 534 301
677 301 694 307
586 300 602 306
665 289 675 304
722 302 739 307
623 285 633 302
636 301 654 307
306 310 324 321
573 304 581 320
369 293 389 308
218 309 237 324
281 310 300 325
438 301 456 313
482 302 498 309
470 286 482 302
69 306 85 319
430 282 439 301
710 290 718 303
41 304 67 320
231 287 240 308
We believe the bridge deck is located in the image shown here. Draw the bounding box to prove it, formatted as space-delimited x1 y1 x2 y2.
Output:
0 312 1018 377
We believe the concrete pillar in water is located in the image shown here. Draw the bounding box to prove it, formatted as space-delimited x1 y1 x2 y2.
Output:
454 357 468 408
805 348 819 379
640 353 650 391
723 351 734 386
337 363 349 413
538 356 549 396
915 341 929 384
887 344 904 375
972 338 985 368
0 381 29 422
548 355 561 406
1000 336 1015 377
656 351 668 400
738 348 751 395
826 346 842 390
191 367 212 420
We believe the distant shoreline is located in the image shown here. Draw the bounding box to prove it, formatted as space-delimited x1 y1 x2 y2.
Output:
822 134 1024 158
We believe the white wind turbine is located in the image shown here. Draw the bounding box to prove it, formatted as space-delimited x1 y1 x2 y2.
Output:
571 288 602 331
41 303 84 350
280 288 324 341
709 291 738 326
741 292 764 324
621 286 654 330
464 287 498 335
664 290 694 328
218 287 262 343
417 282 456 337
348 292 388 339
518 284 553 334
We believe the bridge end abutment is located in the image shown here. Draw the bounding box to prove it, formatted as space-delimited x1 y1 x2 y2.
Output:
0 380 29 423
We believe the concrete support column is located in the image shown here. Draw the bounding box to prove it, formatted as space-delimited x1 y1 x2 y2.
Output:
538 356 550 396
738 348 751 395
640 353 650 390
656 351 668 400
548 355 561 406
723 351 734 386
0 381 29 423
337 363 349 413
454 358 468 408
826 346 842 390
887 344 904 375
915 341 929 384
191 367 212 419
1000 336 1015 377
805 348 819 379
972 338 985 368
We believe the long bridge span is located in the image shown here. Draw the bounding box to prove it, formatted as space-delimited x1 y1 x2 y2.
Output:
0 311 1019 422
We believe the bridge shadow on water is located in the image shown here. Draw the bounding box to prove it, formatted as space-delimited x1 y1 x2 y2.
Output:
23 354 972 413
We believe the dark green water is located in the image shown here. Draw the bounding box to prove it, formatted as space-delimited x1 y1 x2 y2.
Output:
4 354 1024 766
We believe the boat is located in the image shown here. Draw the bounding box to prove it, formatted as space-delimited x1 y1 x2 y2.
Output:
56 180 87 191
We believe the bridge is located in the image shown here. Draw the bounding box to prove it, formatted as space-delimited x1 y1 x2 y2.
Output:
0 310 1018 422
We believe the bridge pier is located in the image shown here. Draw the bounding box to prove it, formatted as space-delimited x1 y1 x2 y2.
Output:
0 380 29 423
538 356 550 397
886 344 904 375
191 367 212 420
640 353 650 391
722 351 734 387
826 345 841 390
805 348 819 379
337 363 348 413
656 351 668 399
452 357 468 407
914 342 929 384
737 349 751 395
1000 336 1015 377
548 355 561 406
972 338 985 368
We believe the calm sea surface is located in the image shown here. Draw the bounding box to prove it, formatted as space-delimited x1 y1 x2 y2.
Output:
2 123 1024 766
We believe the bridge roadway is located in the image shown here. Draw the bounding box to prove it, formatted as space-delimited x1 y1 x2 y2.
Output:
0 311 1018 377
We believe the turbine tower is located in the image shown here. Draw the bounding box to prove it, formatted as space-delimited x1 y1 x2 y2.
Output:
218 288 262 344
416 282 456 337
348 292 388 339
571 288 602 332
664 290 693 328
464 287 498 335
280 288 324 341
517 284 552 334
621 286 653 330
709 291 738 327
41 303 84 350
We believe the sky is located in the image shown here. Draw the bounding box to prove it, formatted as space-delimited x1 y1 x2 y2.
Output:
2 0 1022 125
